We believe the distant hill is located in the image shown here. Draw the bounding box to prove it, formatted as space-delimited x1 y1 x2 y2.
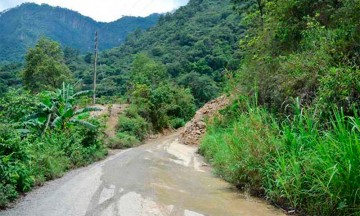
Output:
0 3 160 62
102 0 244 77
89 0 244 102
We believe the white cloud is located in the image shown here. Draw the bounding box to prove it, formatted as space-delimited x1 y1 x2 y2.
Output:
0 0 189 22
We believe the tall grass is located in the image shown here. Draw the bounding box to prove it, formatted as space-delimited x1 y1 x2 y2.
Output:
200 100 360 215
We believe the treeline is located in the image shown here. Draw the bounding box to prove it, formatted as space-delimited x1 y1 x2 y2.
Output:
201 0 360 215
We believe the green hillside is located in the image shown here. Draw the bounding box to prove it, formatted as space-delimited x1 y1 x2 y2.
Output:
88 0 244 105
0 3 160 62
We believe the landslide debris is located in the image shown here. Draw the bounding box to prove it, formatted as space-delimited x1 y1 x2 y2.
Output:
180 96 230 145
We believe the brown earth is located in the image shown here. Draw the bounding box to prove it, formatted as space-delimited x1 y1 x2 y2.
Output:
180 95 231 145
90 104 128 139
105 104 128 138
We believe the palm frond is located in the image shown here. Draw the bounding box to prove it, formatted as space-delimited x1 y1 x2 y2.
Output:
75 113 90 120
72 90 92 98
74 106 102 115
52 116 63 128
70 119 97 129
62 107 74 118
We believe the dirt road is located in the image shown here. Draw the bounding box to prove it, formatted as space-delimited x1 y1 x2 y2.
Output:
0 132 285 216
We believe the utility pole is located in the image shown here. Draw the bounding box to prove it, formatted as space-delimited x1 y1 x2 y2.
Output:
93 31 98 104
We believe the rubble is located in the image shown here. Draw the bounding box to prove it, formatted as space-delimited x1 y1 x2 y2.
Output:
180 95 230 145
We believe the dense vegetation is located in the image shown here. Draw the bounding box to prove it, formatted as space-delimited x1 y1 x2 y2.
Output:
201 0 360 215
98 0 244 148
0 63 22 96
1 0 359 214
0 40 107 208
0 3 160 62
82 0 244 106
1 0 244 107
109 54 196 148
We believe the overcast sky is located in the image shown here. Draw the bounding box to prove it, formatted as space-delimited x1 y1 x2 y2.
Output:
0 0 189 22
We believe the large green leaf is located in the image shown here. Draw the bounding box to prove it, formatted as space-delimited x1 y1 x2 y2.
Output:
72 90 92 98
52 116 63 128
70 119 97 129
62 107 74 119
37 116 47 124
74 107 102 116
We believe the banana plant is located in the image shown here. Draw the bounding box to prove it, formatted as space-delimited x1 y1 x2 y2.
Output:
26 83 102 133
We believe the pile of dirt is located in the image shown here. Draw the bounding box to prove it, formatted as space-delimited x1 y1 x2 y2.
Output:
180 95 230 145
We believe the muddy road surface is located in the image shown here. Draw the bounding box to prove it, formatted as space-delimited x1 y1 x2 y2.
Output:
0 132 285 216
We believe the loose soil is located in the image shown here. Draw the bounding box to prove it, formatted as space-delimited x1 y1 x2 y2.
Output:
180 96 230 145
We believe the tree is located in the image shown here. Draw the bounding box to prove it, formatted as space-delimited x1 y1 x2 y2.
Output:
130 54 168 88
64 47 80 64
22 37 72 92
232 0 265 24
130 82 195 131
178 72 219 106
26 83 101 133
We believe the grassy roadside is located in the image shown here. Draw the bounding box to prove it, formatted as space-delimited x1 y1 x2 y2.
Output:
199 98 360 215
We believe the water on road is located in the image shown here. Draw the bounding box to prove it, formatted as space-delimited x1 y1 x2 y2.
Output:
0 132 285 216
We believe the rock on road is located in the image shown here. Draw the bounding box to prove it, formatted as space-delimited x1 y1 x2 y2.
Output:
0 132 285 216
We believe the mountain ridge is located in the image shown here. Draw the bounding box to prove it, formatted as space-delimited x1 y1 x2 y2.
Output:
0 3 161 62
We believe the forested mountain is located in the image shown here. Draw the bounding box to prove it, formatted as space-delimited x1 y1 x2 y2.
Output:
0 3 160 62
0 0 244 105
86 0 244 105
1 0 360 214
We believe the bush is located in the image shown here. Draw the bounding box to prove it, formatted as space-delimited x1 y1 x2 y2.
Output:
28 138 70 184
318 67 360 115
0 125 33 208
0 119 107 208
0 89 38 123
0 183 18 208
108 132 140 149
169 118 186 129
131 82 196 132
118 112 149 141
